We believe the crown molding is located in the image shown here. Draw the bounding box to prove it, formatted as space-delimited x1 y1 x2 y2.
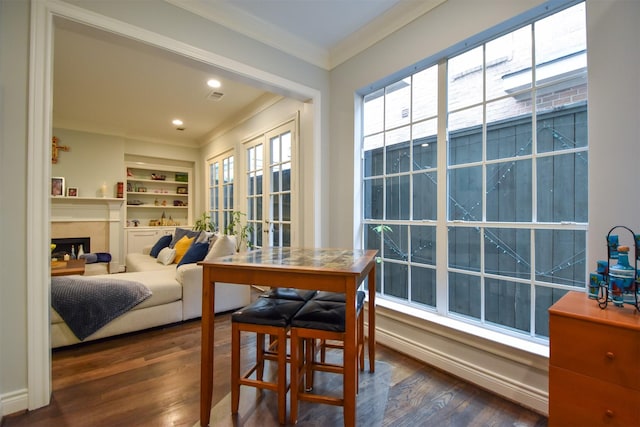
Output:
166 0 448 71
330 0 448 69
166 0 330 69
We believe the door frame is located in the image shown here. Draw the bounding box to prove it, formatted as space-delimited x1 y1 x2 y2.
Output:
28 0 321 410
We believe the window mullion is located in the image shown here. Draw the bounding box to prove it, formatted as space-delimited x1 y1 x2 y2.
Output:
436 59 449 316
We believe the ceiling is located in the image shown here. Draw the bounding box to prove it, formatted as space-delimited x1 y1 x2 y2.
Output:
53 0 444 147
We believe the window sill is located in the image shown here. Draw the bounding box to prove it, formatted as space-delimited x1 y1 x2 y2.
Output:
372 297 550 359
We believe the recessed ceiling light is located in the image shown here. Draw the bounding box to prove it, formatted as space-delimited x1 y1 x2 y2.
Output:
207 79 221 88
172 119 183 126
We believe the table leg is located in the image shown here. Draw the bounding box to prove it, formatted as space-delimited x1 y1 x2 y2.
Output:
200 269 215 426
343 282 357 427
367 262 376 372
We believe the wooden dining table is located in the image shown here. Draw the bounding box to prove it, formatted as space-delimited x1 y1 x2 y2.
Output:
199 247 378 426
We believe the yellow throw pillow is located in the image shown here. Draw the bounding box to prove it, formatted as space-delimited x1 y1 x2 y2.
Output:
173 235 194 264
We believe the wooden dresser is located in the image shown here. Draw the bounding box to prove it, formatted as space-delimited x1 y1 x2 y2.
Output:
548 291 640 426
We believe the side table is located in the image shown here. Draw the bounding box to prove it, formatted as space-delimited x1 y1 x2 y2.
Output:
51 259 86 276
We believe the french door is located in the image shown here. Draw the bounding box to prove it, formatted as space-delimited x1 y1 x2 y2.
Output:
207 151 234 231
245 120 297 248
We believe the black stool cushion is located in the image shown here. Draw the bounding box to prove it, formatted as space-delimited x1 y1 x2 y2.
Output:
313 290 366 305
261 287 317 301
291 292 366 333
232 298 305 328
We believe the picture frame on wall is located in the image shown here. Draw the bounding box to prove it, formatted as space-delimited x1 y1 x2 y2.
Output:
51 177 65 197
67 187 78 197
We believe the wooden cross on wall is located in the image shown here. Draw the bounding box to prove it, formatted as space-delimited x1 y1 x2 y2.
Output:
52 136 69 164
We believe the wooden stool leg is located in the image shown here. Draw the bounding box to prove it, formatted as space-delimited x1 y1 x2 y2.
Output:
305 338 315 392
277 329 287 424
231 323 241 414
256 333 265 380
290 329 301 425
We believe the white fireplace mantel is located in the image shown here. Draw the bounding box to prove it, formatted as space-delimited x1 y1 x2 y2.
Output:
51 197 125 271
51 197 123 222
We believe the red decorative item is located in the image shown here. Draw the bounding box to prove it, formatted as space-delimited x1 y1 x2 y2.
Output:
117 182 124 198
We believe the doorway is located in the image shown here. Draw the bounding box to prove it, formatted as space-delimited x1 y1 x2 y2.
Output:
28 0 320 410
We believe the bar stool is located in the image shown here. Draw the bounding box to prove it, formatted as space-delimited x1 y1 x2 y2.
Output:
311 291 365 372
289 290 366 424
260 287 317 302
258 288 317 363
231 297 305 424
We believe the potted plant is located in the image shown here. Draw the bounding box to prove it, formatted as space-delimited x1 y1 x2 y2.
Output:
193 212 216 232
224 211 253 252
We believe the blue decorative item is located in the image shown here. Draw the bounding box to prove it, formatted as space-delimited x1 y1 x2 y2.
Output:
593 226 640 311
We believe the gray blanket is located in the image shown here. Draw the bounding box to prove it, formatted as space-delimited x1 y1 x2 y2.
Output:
51 276 152 341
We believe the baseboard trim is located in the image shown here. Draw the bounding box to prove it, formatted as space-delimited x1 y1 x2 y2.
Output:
1 388 28 417
373 325 549 415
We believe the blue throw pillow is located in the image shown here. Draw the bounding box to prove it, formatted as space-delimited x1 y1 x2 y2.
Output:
176 242 209 267
169 228 201 248
149 234 172 258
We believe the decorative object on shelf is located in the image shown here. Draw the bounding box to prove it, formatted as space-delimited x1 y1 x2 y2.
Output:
137 186 147 192
173 200 186 206
127 168 133 177
150 173 166 181
590 225 639 311
224 211 253 252
193 212 216 232
175 172 188 182
132 219 140 227
51 136 70 164
117 182 124 198
100 182 108 198
127 199 143 205
176 186 188 194
51 177 65 197
66 187 78 197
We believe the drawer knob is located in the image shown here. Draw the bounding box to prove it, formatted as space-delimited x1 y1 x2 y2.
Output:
605 409 614 418
606 351 615 360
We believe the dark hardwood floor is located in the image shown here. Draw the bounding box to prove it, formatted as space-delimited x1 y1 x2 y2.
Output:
2 313 547 427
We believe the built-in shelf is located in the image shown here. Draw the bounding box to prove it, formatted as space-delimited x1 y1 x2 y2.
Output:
125 161 192 230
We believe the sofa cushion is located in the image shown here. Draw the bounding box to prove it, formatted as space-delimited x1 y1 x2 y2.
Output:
169 227 200 248
50 269 182 324
149 234 172 258
177 241 209 267
174 236 194 264
204 234 236 261
157 247 176 265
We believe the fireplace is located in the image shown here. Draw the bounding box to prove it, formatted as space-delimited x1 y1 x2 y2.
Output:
52 237 90 258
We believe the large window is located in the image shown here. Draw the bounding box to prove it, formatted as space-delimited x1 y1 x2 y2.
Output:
362 3 587 341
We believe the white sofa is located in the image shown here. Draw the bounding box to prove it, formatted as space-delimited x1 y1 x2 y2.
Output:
51 242 251 348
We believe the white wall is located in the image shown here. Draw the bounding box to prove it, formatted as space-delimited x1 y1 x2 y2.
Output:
328 0 640 415
586 0 640 265
52 129 125 198
0 0 30 418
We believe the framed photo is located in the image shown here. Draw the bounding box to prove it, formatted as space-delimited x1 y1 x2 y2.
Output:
51 177 65 197
176 186 188 194
67 187 78 197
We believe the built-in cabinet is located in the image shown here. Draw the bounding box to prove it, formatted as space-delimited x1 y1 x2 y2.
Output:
125 162 192 229
124 161 193 259
548 291 640 426
126 227 175 255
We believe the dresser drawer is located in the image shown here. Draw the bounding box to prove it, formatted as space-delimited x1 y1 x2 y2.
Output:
549 366 640 427
550 314 640 390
